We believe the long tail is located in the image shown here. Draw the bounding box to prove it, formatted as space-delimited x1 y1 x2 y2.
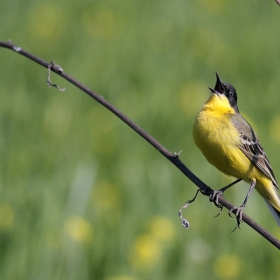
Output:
264 199 280 226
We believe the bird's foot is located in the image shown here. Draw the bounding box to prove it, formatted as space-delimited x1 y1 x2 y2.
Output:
209 189 224 217
228 206 244 232
209 189 224 207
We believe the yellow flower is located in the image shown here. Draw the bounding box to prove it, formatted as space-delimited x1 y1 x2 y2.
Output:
213 254 241 278
0 203 14 231
149 216 175 243
28 6 66 40
129 234 162 271
64 215 94 244
82 8 122 40
92 181 121 219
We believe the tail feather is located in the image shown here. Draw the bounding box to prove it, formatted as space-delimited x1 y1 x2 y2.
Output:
264 199 280 226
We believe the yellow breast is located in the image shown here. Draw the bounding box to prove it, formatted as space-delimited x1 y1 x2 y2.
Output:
193 93 252 179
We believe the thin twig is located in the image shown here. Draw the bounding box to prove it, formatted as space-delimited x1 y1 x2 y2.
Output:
0 40 279 250
179 189 201 229
47 61 66 91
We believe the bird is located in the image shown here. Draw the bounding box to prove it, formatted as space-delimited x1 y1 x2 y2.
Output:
193 73 280 227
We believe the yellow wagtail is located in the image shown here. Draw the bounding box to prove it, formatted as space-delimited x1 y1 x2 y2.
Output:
193 73 280 226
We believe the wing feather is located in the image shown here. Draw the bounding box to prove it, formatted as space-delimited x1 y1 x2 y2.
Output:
231 114 279 189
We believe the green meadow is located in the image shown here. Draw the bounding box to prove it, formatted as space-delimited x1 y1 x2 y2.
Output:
0 0 280 279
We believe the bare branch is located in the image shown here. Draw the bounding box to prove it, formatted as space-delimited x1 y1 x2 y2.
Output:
1 40 279 249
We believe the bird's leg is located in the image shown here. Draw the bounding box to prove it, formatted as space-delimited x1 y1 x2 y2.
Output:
229 178 256 232
210 178 242 208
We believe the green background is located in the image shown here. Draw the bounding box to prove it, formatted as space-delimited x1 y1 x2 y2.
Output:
1 0 280 279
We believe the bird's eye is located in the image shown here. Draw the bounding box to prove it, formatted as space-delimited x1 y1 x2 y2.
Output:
228 91 233 97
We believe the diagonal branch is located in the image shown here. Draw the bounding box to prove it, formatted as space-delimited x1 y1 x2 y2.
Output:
1 40 279 250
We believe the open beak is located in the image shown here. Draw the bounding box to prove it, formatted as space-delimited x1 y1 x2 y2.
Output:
214 72 225 94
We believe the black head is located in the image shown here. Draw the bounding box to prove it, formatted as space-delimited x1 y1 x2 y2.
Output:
209 73 239 113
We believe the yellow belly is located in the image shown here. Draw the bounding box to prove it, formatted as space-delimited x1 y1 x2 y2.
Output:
193 109 257 181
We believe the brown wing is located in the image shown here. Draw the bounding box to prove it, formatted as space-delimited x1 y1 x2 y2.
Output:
231 114 279 189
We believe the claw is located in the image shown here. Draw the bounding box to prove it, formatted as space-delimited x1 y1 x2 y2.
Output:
209 178 242 212
228 206 245 231
231 223 240 233
209 189 224 218
231 217 242 233
228 179 256 232
209 190 224 208
214 207 223 218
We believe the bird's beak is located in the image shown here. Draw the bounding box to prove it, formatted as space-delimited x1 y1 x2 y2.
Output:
208 87 216 94
214 72 225 94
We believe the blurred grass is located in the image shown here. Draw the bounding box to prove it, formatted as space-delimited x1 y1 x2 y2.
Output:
1 0 280 279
